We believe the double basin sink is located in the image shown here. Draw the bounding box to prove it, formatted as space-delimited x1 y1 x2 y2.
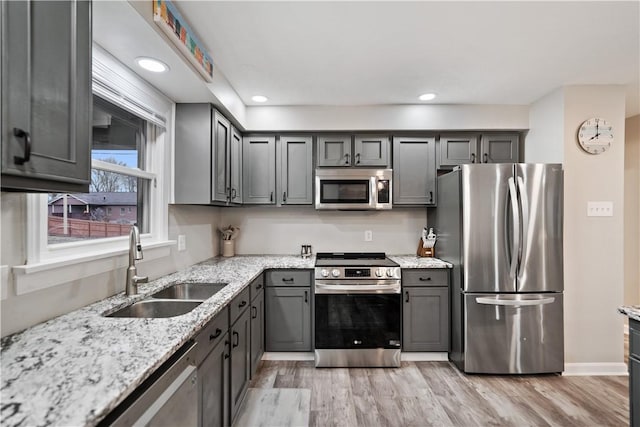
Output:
106 282 227 318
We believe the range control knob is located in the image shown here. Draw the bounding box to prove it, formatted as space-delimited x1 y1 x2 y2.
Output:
320 269 329 278
331 269 341 278
375 268 384 278
386 268 395 278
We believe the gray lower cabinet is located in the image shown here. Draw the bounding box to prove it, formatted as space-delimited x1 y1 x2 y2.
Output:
199 332 230 427
278 136 313 205
250 289 265 377
438 132 519 168
402 269 450 352
392 136 436 205
265 286 312 351
1 0 92 193
243 135 276 204
230 308 251 421
630 319 639 427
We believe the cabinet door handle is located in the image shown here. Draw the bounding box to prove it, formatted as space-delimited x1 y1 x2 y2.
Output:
232 331 239 348
13 128 31 165
470 153 476 163
270 191 274 202
283 192 287 202
345 153 350 165
304 290 308 303
209 328 222 341
355 153 361 164
224 340 230 359
282 277 294 283
419 277 432 282
252 306 257 319
405 291 410 303
238 300 247 308
255 283 263 290
429 191 434 203
231 188 237 200
483 153 488 163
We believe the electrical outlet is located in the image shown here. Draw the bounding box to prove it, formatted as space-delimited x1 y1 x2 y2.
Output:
178 234 187 251
587 201 613 217
364 230 373 241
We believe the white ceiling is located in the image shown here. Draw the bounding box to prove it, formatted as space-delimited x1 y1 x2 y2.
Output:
94 1 640 116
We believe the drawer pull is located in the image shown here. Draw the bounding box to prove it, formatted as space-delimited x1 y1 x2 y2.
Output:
209 328 222 341
405 291 410 303
304 290 308 303
238 300 247 308
282 278 294 283
419 277 432 282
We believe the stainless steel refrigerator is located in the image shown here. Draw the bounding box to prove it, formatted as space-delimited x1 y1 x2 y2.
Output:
429 163 564 374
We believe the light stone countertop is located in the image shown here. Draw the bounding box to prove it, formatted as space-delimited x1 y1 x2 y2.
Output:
0 254 450 427
618 305 640 322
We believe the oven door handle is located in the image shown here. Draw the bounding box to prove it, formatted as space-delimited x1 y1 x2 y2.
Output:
315 283 400 294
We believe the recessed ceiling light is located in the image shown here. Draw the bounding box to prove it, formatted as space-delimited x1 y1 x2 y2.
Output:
135 57 169 73
251 95 268 103
419 93 437 101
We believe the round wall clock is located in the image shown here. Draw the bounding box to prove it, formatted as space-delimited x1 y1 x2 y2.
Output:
577 117 614 154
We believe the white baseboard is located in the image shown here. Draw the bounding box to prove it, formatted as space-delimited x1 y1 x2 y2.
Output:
262 352 314 361
563 362 628 376
401 352 448 361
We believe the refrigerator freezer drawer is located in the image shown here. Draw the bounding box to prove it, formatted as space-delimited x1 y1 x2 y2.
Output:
464 293 563 374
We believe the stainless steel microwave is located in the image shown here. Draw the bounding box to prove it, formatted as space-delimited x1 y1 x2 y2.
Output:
315 168 392 210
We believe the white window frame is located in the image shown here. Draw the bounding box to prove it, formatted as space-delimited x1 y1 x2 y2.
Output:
13 45 175 295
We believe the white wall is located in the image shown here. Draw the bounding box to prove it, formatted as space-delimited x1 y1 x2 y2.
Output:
624 115 640 306
561 85 626 369
526 88 564 163
219 206 426 255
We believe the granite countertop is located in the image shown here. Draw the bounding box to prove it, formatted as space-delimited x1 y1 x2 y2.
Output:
0 254 450 427
618 305 640 322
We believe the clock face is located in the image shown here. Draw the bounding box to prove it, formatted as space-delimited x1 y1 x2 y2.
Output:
578 118 613 154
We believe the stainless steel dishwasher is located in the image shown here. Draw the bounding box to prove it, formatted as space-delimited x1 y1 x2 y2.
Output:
105 341 198 427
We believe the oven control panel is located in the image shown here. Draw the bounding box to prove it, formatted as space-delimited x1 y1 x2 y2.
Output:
315 267 400 280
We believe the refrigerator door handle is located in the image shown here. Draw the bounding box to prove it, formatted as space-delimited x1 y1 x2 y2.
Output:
516 176 529 274
507 177 520 280
475 296 555 306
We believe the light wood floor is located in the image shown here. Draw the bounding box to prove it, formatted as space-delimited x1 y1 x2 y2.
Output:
249 360 629 426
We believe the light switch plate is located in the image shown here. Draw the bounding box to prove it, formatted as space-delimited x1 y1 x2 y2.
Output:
364 230 373 241
178 234 187 251
587 201 613 217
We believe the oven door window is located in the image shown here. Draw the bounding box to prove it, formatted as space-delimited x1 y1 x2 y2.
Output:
315 294 401 349
319 180 369 204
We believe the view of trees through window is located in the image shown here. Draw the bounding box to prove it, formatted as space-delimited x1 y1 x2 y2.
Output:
47 97 147 244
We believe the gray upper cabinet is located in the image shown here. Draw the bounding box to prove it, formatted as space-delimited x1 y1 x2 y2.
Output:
392 136 436 205
1 0 92 193
438 132 520 168
278 136 313 205
317 135 351 166
353 135 390 167
175 105 240 205
243 135 276 204
480 133 519 164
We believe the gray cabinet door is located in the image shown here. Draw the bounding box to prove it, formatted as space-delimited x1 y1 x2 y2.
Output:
265 287 311 351
212 111 231 203
278 136 313 205
392 136 436 205
1 0 91 193
402 287 449 351
438 134 479 168
250 290 265 378
243 135 276 204
230 126 243 204
230 308 251 421
317 135 352 166
480 133 519 163
199 332 230 427
354 135 390 167
631 356 640 427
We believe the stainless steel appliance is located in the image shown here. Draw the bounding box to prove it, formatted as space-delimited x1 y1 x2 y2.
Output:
315 168 392 210
314 252 401 367
429 163 564 374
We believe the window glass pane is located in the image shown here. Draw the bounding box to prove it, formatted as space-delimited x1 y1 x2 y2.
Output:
47 96 147 245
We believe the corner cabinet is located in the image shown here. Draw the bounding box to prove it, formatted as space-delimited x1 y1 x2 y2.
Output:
1 0 92 193
243 135 276 204
392 136 436 206
317 135 390 167
402 269 450 352
277 136 313 205
438 132 519 168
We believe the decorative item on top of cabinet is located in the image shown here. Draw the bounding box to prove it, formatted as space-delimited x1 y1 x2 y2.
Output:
317 135 390 167
392 136 436 206
243 135 276 204
437 132 520 168
1 0 92 192
277 136 313 204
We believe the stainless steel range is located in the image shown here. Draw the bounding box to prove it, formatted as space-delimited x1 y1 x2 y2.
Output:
314 252 401 368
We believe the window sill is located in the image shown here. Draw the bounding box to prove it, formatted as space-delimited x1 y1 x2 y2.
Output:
12 240 176 296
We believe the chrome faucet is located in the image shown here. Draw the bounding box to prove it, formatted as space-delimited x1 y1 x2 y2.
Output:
125 225 148 295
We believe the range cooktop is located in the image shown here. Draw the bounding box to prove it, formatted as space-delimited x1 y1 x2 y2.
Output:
315 252 398 268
